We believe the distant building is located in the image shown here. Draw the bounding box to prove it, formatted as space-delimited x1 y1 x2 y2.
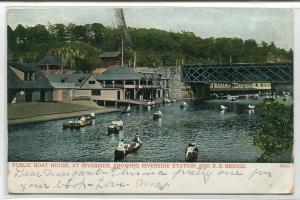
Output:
210 82 271 95
99 51 122 68
37 55 69 71
8 62 54 103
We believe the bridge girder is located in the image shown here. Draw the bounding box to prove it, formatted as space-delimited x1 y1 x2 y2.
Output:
181 63 293 84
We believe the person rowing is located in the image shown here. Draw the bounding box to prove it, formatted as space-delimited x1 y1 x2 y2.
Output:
116 139 128 151
132 134 141 143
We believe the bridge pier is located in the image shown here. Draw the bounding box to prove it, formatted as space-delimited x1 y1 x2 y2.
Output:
190 83 210 100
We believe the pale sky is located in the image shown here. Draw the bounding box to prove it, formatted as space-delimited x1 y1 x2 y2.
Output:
7 7 293 49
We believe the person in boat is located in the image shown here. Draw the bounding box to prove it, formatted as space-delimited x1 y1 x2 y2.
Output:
132 134 141 143
126 104 131 111
185 143 198 157
78 116 86 125
116 139 128 151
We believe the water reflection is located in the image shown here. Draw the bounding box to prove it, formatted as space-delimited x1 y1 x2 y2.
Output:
248 109 255 115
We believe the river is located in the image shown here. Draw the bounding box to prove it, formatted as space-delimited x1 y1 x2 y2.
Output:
8 99 264 162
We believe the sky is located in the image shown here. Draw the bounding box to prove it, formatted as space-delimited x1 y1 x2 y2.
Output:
7 7 293 49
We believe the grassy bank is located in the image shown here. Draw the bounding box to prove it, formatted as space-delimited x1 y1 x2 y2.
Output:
8 101 118 124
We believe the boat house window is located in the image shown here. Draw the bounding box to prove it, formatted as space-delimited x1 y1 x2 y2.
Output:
24 72 35 81
92 90 101 96
89 80 96 84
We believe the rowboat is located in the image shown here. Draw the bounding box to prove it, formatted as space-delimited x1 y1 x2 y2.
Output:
114 140 142 161
180 101 187 107
153 110 162 119
248 104 255 110
107 120 124 134
63 117 92 129
185 143 198 162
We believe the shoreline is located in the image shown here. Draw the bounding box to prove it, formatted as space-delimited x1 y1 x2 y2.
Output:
8 107 119 125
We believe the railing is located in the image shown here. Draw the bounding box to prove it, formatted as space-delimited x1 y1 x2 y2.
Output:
182 62 293 83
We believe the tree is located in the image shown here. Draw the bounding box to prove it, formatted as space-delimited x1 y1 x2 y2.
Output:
9 22 293 67
7 25 16 53
254 99 293 162
48 23 66 42
74 56 94 72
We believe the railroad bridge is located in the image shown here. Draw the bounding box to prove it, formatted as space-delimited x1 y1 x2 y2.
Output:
181 62 293 99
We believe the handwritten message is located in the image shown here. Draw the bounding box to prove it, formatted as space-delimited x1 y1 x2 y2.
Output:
8 162 293 194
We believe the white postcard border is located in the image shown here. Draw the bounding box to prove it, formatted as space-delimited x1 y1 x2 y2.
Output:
1 2 300 199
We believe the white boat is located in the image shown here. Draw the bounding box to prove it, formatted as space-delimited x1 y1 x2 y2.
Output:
153 110 162 119
228 97 236 102
147 101 156 106
248 104 255 110
180 101 187 107
108 120 124 134
220 105 227 110
163 99 171 104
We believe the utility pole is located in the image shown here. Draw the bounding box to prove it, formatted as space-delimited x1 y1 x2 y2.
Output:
133 52 136 68
121 36 124 66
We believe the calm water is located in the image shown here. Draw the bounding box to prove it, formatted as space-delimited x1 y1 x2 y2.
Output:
8 100 264 162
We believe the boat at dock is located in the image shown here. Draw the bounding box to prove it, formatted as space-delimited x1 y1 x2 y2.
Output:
163 99 171 104
120 105 132 114
147 101 156 106
228 96 237 102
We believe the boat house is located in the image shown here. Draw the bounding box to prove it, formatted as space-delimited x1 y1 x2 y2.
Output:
44 72 103 102
95 65 170 106
99 51 122 68
8 62 54 103
37 55 69 71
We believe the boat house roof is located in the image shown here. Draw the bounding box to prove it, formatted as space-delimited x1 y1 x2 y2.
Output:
44 73 90 87
96 65 143 81
99 51 121 58
8 62 53 90
38 55 63 65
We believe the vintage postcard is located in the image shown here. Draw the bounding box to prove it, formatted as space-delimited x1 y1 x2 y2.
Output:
6 6 294 194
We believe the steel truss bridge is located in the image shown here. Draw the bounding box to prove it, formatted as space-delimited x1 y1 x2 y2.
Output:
181 62 293 84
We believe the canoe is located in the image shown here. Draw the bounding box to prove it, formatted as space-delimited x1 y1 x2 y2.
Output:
114 141 142 161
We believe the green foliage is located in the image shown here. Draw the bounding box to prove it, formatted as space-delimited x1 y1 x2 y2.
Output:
254 99 293 162
8 23 293 70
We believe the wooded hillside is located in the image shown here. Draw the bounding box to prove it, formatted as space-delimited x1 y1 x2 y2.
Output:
8 23 293 72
